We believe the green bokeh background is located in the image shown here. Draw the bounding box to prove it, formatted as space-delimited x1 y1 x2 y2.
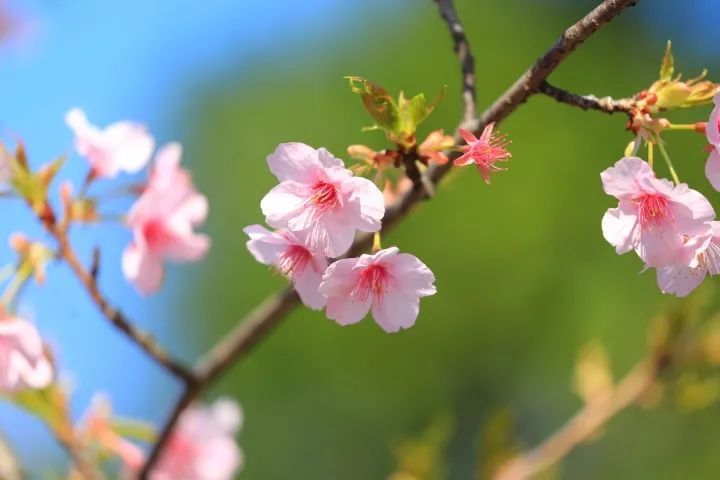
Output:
171 1 720 478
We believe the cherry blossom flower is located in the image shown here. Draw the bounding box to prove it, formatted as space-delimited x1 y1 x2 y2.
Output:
319 247 436 333
260 143 385 257
65 108 155 179
122 143 210 295
656 222 720 297
453 123 511 183
0 316 53 392
601 157 714 268
244 225 327 309
77 395 145 474
149 398 243 480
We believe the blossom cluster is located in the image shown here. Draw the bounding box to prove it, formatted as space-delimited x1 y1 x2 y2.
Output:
65 109 211 295
245 143 437 333
601 94 720 297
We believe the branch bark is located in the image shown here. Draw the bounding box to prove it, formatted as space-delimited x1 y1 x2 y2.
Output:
140 0 640 476
539 81 634 114
47 223 196 385
492 358 659 480
434 0 477 125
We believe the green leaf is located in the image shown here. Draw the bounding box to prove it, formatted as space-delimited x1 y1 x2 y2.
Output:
660 40 674 81
3 384 67 430
345 76 398 130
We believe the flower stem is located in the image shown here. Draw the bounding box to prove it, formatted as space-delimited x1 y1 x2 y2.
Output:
655 139 680 184
648 142 654 168
372 232 382 253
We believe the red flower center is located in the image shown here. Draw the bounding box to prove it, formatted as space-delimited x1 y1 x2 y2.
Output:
276 245 312 278
638 194 670 226
309 181 339 211
356 264 389 302
142 219 173 252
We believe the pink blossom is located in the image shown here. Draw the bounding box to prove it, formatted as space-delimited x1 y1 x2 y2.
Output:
65 108 155 179
319 247 436 333
0 316 53 392
244 225 327 309
656 222 720 297
453 123 511 183
78 395 145 474
601 157 714 268
149 398 243 480
123 143 210 294
260 143 385 257
707 94 720 147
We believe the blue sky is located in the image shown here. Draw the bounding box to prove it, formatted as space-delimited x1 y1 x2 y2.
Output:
0 0 716 473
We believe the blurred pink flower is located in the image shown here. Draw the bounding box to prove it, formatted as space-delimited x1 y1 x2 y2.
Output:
601 157 714 268
123 143 210 294
150 398 243 480
260 143 384 257
319 247 436 333
0 316 53 392
656 222 720 297
244 225 327 310
65 108 155 179
78 394 145 474
453 123 511 183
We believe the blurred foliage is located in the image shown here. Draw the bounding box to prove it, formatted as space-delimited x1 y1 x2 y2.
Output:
163 0 720 478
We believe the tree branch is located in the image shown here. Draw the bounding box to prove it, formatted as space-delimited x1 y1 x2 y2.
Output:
47 223 196 385
492 358 659 480
539 81 634 114
434 0 477 125
140 0 640 475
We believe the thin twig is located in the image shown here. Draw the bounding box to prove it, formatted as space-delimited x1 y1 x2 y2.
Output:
539 81 634 114
141 0 639 475
52 421 101 480
46 223 196 385
434 0 477 125
492 358 659 480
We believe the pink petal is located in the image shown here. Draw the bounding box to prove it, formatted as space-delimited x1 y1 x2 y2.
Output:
122 242 164 295
102 121 155 174
668 188 715 236
309 218 355 258
708 98 720 147
459 128 478 144
163 233 211 262
657 264 707 297
371 290 420 333
387 253 437 297
316 147 346 170
601 200 638 255
319 258 357 297
635 225 684 267
260 181 308 229
325 294 371 326
293 266 326 310
266 142 322 183
343 176 385 232
706 148 720 191
244 225 288 265
453 152 475 166
600 157 654 198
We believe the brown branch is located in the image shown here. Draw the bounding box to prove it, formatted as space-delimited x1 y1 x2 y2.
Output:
47 223 196 385
434 0 477 125
492 358 659 480
51 420 101 480
539 81 634 114
141 0 639 475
